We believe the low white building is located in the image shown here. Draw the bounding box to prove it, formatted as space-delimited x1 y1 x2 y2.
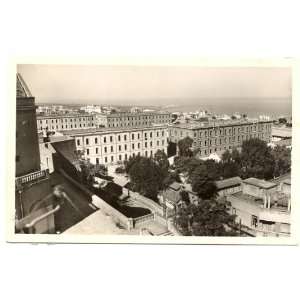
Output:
227 176 291 237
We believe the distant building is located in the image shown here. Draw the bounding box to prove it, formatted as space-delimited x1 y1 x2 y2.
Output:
64 125 169 165
130 106 142 113
271 126 292 147
36 114 96 132
95 111 172 128
80 105 103 114
169 119 273 158
227 176 291 237
259 115 270 121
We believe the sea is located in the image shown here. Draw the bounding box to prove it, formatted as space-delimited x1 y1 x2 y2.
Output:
161 98 292 119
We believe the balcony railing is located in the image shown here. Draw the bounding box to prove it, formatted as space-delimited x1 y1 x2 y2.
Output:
15 169 49 190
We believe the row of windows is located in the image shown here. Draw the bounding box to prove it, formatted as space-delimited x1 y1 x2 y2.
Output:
194 133 269 146
39 117 93 124
40 123 93 131
171 124 272 137
82 140 166 153
79 131 166 145
92 149 164 163
107 115 170 122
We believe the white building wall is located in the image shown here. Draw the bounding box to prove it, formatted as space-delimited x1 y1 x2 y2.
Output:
72 127 168 165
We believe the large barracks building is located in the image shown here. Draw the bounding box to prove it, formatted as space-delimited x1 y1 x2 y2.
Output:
66 125 168 165
96 111 172 128
168 119 273 157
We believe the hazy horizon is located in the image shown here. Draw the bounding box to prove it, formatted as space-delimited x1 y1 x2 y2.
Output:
17 64 292 116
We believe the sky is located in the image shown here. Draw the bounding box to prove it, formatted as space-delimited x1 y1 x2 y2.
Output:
17 64 292 108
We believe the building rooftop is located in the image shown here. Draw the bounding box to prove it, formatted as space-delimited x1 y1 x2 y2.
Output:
272 127 292 138
37 113 95 119
216 176 242 190
230 190 290 211
170 118 273 130
60 124 168 136
243 178 277 189
169 181 181 191
270 173 291 185
99 111 171 117
163 187 182 204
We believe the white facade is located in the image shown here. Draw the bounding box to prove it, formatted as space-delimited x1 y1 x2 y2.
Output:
37 114 96 132
71 126 168 165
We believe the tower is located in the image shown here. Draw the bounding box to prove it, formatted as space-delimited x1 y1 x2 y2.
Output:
16 73 41 176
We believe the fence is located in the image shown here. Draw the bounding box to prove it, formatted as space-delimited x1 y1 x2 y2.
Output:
16 169 49 189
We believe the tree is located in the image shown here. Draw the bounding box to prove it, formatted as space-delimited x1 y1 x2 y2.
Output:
221 149 232 164
240 138 274 179
79 159 95 185
154 149 169 172
278 117 287 124
177 136 193 157
180 190 190 205
127 156 165 201
175 200 237 236
222 161 240 179
124 154 142 174
271 145 291 177
220 148 241 179
189 164 218 199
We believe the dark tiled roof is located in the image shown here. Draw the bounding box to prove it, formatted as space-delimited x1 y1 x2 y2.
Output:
215 177 242 190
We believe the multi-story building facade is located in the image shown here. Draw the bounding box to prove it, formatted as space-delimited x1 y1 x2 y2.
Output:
95 111 172 128
169 119 273 157
36 114 96 132
65 125 168 165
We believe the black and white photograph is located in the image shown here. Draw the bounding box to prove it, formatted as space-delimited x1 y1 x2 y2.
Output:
11 62 294 243
2 2 300 300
